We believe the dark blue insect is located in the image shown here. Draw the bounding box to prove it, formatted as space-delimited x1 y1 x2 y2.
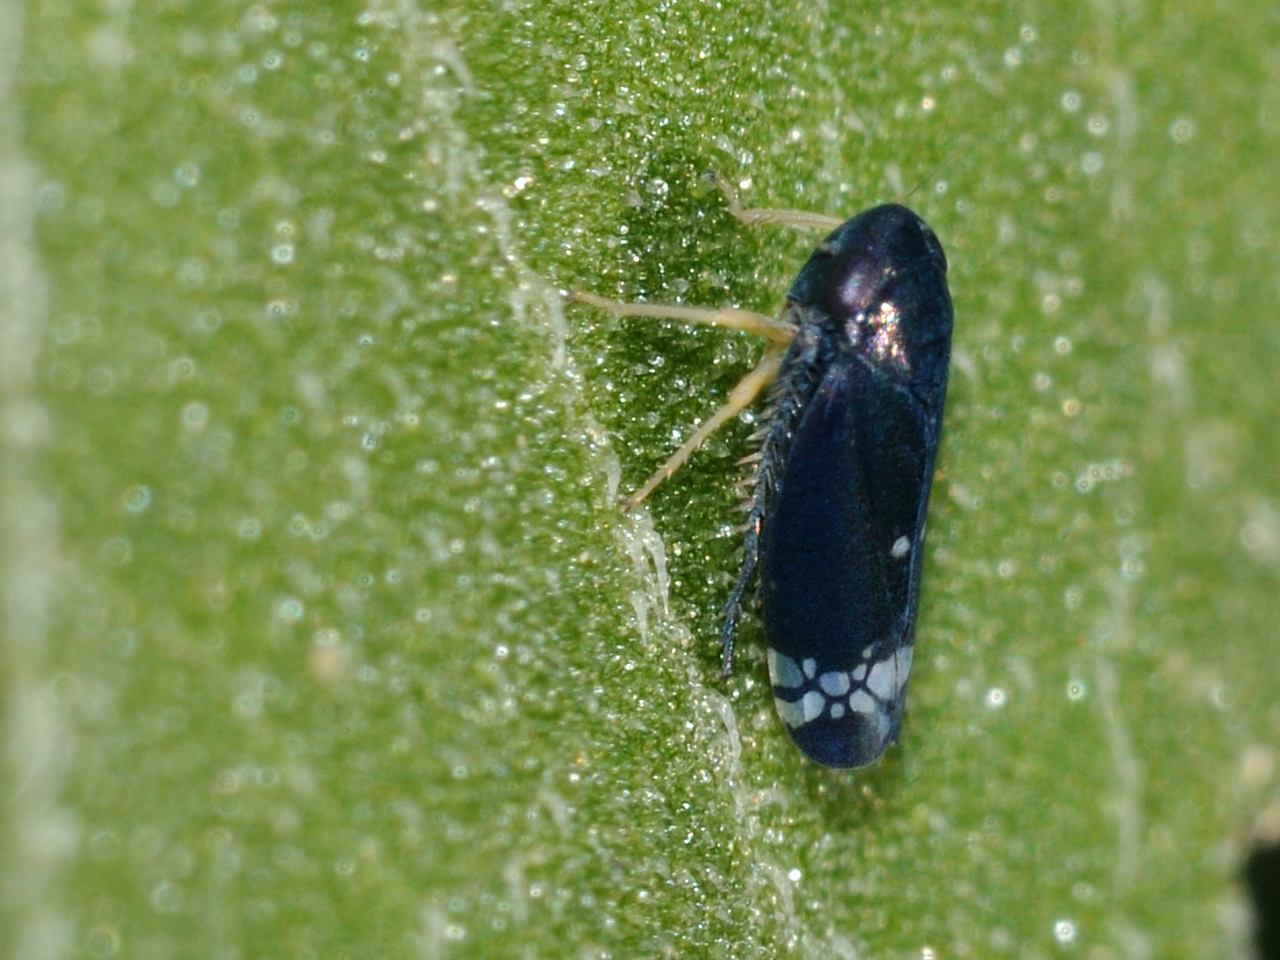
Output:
571 178 952 768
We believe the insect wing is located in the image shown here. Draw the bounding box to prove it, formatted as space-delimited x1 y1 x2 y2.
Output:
759 358 938 768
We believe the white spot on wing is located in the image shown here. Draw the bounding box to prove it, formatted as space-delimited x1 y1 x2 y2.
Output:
818 671 851 696
891 535 911 559
852 663 868 682
767 649 805 690
830 702 845 719
894 646 915 692
865 660 896 700
848 690 877 716
802 658 817 679
801 690 825 723
873 706 891 741
774 696 806 729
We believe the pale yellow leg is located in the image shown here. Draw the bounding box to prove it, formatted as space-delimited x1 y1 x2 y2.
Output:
567 290 794 344
622 345 786 510
569 174 826 507
712 172 843 233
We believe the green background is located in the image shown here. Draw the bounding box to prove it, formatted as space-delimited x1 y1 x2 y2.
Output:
4 1 1278 957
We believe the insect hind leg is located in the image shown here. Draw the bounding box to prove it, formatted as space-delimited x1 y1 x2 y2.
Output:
720 476 768 676
622 345 784 510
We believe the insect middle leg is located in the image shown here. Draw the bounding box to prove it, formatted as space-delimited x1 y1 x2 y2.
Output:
568 291 793 343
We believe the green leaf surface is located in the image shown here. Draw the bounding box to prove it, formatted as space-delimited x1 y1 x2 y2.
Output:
4 1 1278 958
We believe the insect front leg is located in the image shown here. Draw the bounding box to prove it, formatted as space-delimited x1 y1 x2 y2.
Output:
711 173 843 233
